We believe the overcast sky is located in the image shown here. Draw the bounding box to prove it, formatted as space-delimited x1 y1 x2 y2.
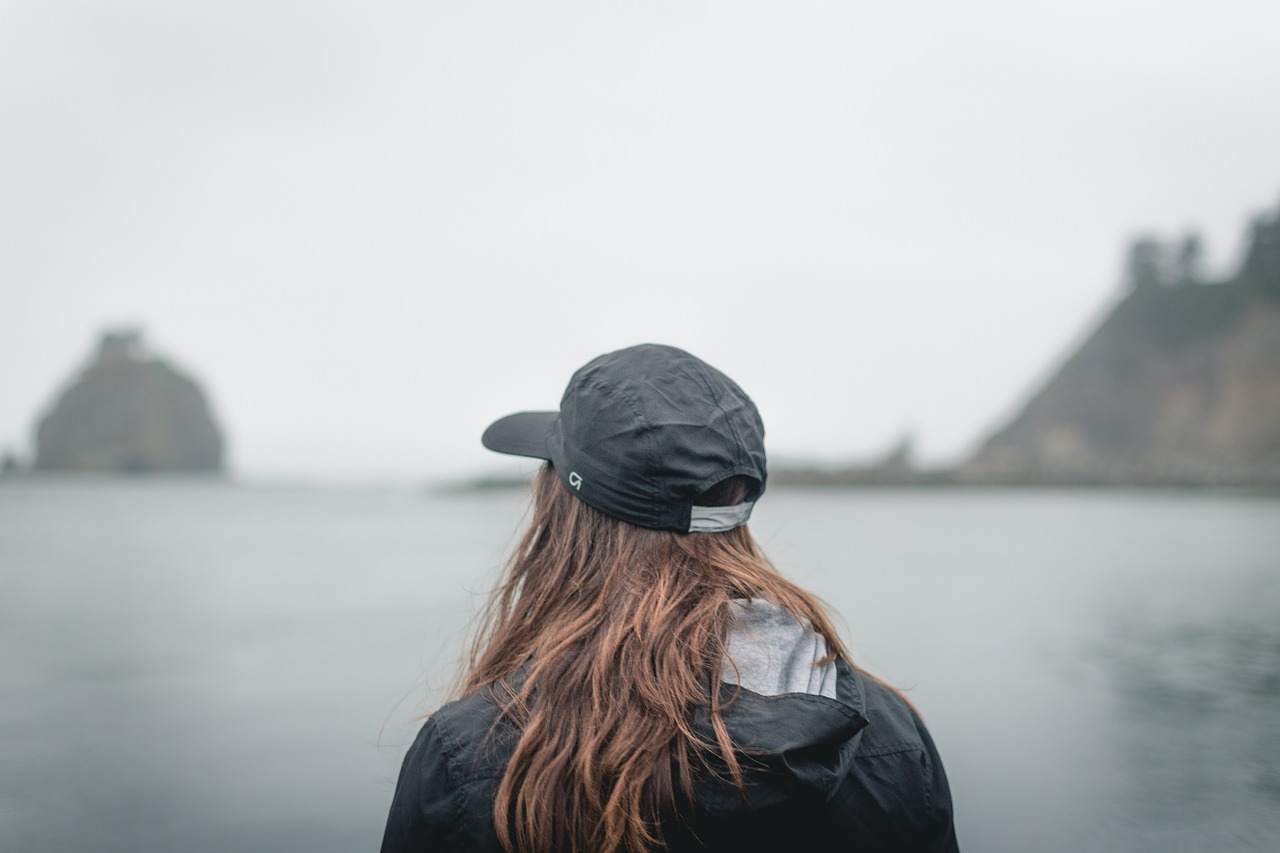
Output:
4 0 1280 482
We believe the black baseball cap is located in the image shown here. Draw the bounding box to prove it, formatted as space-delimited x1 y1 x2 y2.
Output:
481 344 766 532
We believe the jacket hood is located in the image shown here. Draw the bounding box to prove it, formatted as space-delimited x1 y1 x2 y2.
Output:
692 600 869 816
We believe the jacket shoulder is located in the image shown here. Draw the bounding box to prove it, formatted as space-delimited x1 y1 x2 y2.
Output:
380 692 513 853
835 669 960 852
853 671 931 754
429 688 518 781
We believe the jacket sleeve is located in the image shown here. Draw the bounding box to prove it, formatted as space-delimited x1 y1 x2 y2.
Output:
381 718 460 852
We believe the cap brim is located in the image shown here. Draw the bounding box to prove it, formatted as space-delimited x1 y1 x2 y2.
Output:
481 411 558 460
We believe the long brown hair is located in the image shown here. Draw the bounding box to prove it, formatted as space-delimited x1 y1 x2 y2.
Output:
460 465 849 853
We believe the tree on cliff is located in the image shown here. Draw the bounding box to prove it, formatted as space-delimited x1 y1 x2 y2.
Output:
1175 233 1204 287
1124 236 1167 291
1241 205 1280 298
1124 231 1206 291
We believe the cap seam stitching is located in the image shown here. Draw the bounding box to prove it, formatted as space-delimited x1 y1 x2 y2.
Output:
584 378 664 527
687 360 746 471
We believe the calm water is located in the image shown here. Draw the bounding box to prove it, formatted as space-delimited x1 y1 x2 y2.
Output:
1 479 1278 852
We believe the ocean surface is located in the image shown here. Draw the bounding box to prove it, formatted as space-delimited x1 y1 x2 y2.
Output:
2 479 1278 852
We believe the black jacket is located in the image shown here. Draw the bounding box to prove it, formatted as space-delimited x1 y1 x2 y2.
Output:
381 655 959 852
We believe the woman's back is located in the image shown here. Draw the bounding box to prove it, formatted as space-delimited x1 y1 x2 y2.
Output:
381 344 959 852
383 599 956 852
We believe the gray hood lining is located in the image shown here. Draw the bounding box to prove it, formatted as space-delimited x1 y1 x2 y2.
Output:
722 599 838 699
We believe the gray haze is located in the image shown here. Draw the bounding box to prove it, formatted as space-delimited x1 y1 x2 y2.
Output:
4 1 1280 481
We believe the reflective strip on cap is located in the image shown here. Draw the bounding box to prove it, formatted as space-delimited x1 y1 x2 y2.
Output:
688 501 755 533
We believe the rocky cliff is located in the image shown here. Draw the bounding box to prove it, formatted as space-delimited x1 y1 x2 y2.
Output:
963 200 1280 486
35 331 225 473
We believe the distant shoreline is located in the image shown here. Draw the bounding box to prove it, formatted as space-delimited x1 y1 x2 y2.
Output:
6 466 1277 495
431 466 1280 494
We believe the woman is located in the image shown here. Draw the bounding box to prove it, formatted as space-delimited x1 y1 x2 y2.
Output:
382 344 959 852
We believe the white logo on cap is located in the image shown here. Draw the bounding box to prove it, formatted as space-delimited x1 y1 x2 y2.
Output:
568 471 583 490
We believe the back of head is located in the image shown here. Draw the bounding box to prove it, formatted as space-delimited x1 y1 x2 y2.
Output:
465 465 846 853
468 345 846 853
482 343 767 534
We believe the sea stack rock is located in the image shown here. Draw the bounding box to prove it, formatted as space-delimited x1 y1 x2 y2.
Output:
35 330 225 473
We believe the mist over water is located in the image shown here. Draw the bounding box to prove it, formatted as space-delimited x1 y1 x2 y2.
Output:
2 481 1277 852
